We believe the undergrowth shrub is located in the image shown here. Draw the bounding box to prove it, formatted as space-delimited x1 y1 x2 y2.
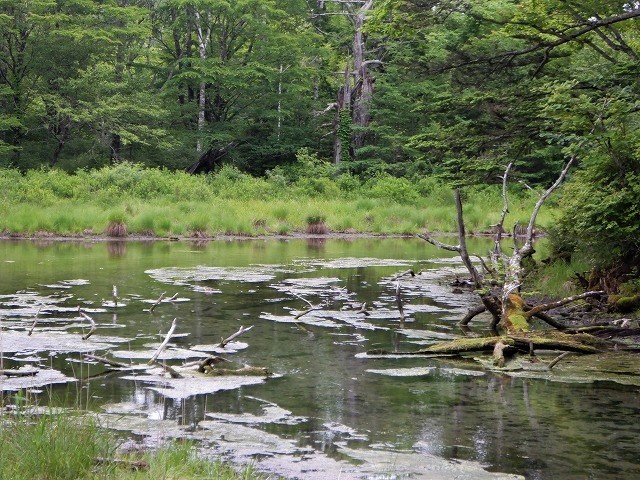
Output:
366 174 420 204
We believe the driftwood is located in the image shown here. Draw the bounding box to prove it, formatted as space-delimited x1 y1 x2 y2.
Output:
0 368 39 377
409 149 618 364
83 354 129 369
205 366 270 377
395 282 405 324
148 318 177 365
219 325 253 348
391 269 415 281
112 285 118 307
547 352 571 370
79 310 97 340
27 307 42 336
197 356 230 373
150 360 183 379
147 292 166 312
292 293 323 320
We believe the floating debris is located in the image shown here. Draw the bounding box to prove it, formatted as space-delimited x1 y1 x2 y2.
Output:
366 367 436 377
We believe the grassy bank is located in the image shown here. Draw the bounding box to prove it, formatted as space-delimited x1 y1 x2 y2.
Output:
0 162 552 238
0 411 263 480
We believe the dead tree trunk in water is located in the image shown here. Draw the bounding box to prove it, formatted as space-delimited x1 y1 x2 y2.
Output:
415 158 608 356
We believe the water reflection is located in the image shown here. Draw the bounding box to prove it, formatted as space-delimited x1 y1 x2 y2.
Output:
1 238 639 480
106 240 127 257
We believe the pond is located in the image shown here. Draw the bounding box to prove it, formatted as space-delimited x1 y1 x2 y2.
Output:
1 237 639 479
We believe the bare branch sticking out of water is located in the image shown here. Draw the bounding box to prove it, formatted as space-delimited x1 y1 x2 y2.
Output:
147 292 166 312
112 285 118 307
291 293 324 320
391 269 415 281
547 352 571 370
396 282 405 325
219 325 254 348
83 353 129 369
27 307 42 336
79 309 97 340
148 318 177 365
150 360 183 378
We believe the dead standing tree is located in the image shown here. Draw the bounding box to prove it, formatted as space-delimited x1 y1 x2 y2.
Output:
415 158 610 364
311 1 381 164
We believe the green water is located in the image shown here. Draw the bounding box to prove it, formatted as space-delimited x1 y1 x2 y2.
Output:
1 238 639 479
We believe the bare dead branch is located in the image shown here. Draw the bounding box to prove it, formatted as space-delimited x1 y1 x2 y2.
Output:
521 154 577 256
391 269 415 281
294 306 323 319
416 233 460 252
495 162 513 255
27 307 42 336
112 285 118 307
147 292 166 312
79 310 97 340
197 355 230 373
547 351 571 370
218 325 254 348
395 282 405 323
524 291 604 318
458 304 487 326
148 318 177 365
474 255 494 275
151 360 183 378
83 354 129 369
455 189 483 288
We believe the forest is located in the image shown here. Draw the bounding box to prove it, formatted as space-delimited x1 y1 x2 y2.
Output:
1 0 639 279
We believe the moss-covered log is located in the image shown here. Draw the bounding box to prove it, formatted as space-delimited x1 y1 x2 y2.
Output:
415 330 607 356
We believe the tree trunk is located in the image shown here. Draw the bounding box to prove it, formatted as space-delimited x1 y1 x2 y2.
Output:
193 9 211 154
351 0 374 150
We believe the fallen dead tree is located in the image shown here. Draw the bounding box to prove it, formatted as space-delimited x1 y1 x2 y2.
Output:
375 157 632 367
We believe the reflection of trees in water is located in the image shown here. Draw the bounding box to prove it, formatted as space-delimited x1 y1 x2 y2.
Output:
188 239 209 250
306 237 326 250
107 241 127 257
33 239 55 249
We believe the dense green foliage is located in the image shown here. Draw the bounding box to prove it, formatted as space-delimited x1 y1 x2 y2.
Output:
1 1 638 278
0 161 547 236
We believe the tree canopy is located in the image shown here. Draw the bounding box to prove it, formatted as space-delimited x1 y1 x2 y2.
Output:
1 0 638 273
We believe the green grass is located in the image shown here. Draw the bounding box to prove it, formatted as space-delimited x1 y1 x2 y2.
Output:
0 412 265 480
525 258 591 298
0 164 552 238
